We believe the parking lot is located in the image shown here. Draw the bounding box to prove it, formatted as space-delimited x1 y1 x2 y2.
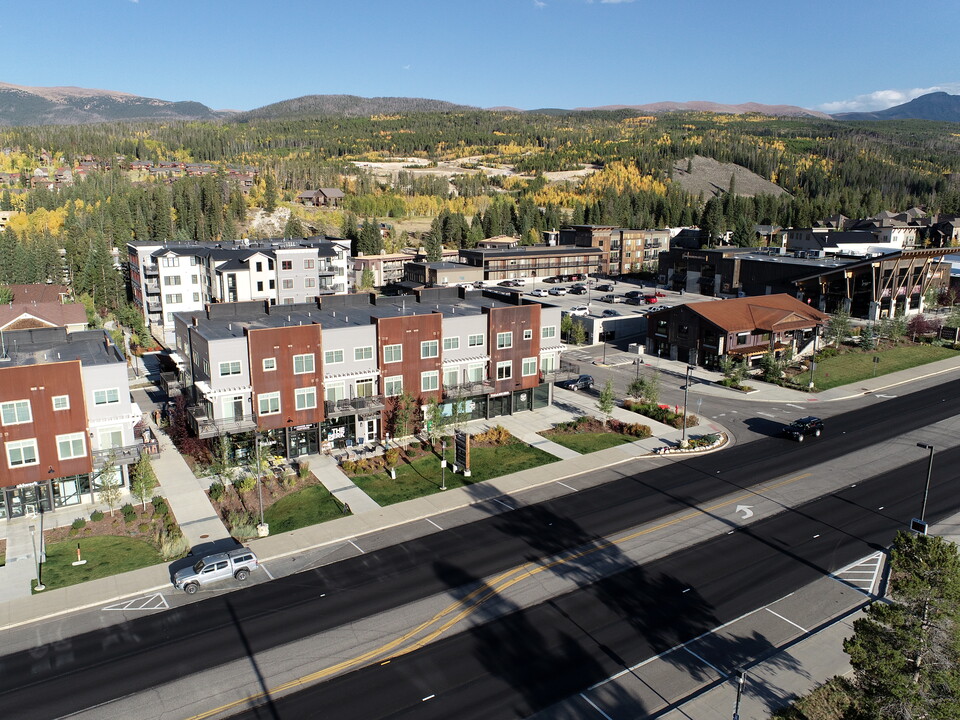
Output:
512 277 681 319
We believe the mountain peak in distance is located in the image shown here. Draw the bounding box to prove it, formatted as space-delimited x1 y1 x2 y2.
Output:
833 92 960 122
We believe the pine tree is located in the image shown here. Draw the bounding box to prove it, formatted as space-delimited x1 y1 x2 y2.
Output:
358 217 383 255
263 173 278 213
283 213 305 239
423 227 443 262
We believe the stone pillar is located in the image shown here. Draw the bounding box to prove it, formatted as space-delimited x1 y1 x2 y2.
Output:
868 301 881 322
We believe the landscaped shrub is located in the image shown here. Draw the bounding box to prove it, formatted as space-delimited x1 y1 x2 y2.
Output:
297 460 310 480
138 522 151 534
209 481 225 502
623 400 697 429
158 526 189 560
385 448 401 468
227 510 259 540
473 425 512 446
408 441 421 451
608 419 652 438
234 475 257 494
90 510 104 522
341 460 358 475
121 503 136 524
71 517 86 530
282 471 297 489
151 496 168 516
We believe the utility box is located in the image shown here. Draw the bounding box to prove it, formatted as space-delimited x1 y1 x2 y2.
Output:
628 343 645 355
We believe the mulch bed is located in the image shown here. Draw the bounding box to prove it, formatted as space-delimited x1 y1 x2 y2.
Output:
207 471 323 520
44 504 173 545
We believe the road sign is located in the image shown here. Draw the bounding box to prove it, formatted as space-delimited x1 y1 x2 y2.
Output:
910 518 928 535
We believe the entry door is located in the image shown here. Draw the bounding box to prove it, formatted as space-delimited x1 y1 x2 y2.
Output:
364 419 378 443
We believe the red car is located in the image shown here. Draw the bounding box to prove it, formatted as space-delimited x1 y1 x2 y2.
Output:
644 295 658 304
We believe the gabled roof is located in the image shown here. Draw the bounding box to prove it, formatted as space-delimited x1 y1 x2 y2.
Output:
318 188 345 198
686 294 829 333
0 302 87 331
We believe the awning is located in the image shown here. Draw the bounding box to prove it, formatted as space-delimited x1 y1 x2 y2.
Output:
323 369 381 380
195 380 252 399
442 354 490 366
169 352 185 365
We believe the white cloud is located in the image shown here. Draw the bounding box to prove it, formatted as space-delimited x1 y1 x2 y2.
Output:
402 64 411 71
533 0 547 7
819 82 960 113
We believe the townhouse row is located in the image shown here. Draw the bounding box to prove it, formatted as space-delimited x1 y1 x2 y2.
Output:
172 288 564 458
128 237 352 346
0 327 142 519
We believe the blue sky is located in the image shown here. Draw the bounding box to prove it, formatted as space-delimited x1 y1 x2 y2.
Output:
2 0 958 113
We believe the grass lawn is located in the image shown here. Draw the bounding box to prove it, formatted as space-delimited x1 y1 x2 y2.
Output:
813 345 960 390
38 536 162 592
540 431 635 454
263 484 346 533
353 439 559 506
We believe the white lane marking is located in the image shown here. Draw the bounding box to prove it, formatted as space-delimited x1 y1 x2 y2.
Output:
757 412 775 418
580 693 615 720
786 403 805 410
493 498 514 510
684 647 727 677
556 481 578 492
875 394 897 398
425 517 443 530
260 564 274 580
348 539 364 554
421 694 435 702
766 608 808 633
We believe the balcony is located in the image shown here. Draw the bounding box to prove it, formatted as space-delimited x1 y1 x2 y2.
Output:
160 371 181 398
443 380 494 399
144 281 160 295
324 395 386 418
93 442 143 468
146 299 161 313
142 263 159 276
187 406 257 438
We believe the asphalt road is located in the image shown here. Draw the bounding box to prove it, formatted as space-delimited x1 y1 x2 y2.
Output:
1 381 958 719
233 444 960 720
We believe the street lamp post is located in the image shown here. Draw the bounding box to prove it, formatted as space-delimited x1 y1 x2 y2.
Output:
732 670 746 720
255 433 268 536
917 442 934 522
29 525 44 592
440 439 447 491
681 364 695 448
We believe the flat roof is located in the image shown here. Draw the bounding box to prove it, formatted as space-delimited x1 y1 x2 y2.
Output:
0 327 124 368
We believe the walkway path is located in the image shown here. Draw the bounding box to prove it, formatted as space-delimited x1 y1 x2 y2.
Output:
0 520 40 603
302 454 381 514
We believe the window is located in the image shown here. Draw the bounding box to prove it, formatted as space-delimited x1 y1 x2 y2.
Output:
192 274 199 284
94 388 120 405
256 262 263 272
522 357 537 377
258 392 280 415
354 346 373 361
384 375 403 397
57 433 86 461
444 368 459 387
324 349 344 364
305 278 316 288
282 279 294 290
269 280 275 290
1 400 32 425
325 382 345 402
99 427 123 449
468 333 484 347
542 326 557 340
541 355 556 373
421 340 439 359
281 260 292 270
523 329 533 341
421 371 439 392
304 259 315 269
161 256 179 268
736 332 749 345
193 292 200 302
295 387 317 410
256 281 264 292
383 344 402 363
262 357 276 372
268 259 274 271
467 363 484 382
293 354 315 374
6 438 38 468
496 361 512 380
163 275 181 285
443 337 460 351
165 293 183 304
52 395 70 411
496 332 512 349
219 361 241 377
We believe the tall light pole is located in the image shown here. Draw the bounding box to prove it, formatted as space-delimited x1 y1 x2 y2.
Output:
440 439 447 491
680 363 695 447
29 524 44 592
255 432 268 536
732 670 746 720
917 442 934 522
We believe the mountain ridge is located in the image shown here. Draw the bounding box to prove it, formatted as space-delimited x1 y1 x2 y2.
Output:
832 92 960 122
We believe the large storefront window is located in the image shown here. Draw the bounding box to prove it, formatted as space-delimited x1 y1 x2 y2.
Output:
321 415 356 451
287 425 320 457
53 474 90 508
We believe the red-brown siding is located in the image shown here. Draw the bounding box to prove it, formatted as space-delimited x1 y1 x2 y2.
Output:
247 324 325 430
375 313 443 403
0 361 91 488
486 304 542 393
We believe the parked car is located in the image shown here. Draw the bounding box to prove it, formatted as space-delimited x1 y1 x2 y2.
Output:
569 286 588 295
530 288 549 297
599 294 624 303
644 295 658 304
601 309 622 317
782 417 824 442
596 283 614 292
624 290 643 299
556 374 595 391
498 279 523 287
173 547 259 594
548 287 568 296
568 305 590 316
543 276 562 284
626 296 646 305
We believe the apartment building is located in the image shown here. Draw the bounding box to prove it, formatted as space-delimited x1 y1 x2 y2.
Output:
559 225 671 276
0 327 142 519
128 237 351 345
172 288 563 457
458 245 604 282
352 248 460 288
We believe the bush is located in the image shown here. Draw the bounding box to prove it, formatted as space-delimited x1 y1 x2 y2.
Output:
90 510 104 522
209 481 225 502
473 425 512 446
159 528 190 560
385 448 401 468
622 400 697 429
408 441 421 451
121 503 136 524
234 475 257 494
227 510 259 541
341 460 358 474
297 460 310 480
138 522 151 534
151 496 168 516
71 517 86 530
282 471 297 489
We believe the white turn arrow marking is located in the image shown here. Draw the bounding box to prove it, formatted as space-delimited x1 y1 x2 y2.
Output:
875 394 897 399
736 505 754 519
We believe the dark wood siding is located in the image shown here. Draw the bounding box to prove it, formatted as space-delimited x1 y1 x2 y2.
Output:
247 324 324 431
0 361 91 488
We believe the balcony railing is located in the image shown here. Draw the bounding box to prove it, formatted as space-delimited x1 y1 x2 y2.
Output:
443 380 494 399
187 406 257 438
146 299 161 312
324 395 386 418
93 443 143 468
142 263 159 276
144 281 160 294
